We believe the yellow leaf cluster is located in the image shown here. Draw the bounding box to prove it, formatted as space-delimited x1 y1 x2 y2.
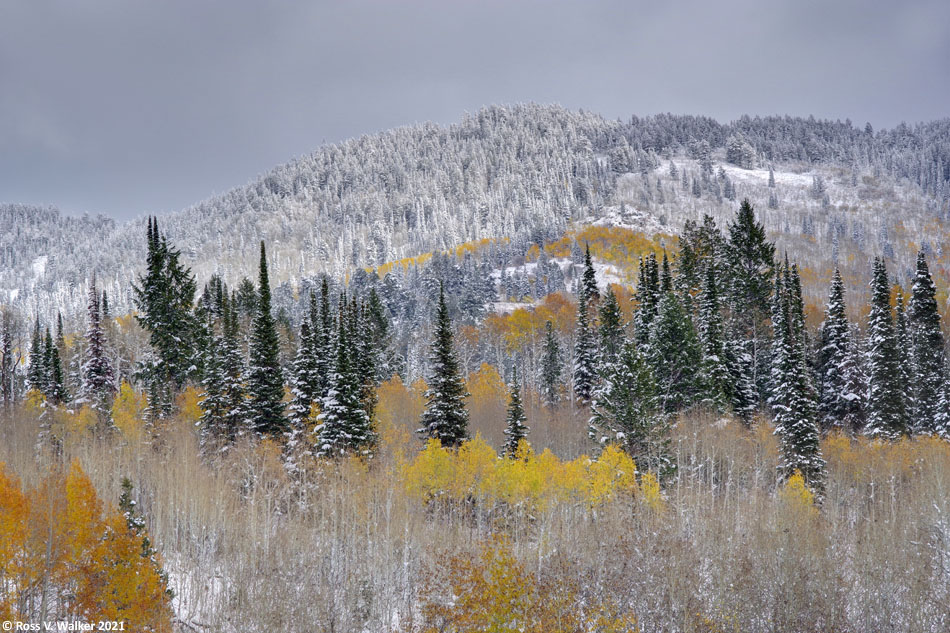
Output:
112 381 147 442
402 437 641 512
0 460 173 629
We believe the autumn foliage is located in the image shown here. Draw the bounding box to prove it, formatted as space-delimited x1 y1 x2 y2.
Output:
0 460 173 630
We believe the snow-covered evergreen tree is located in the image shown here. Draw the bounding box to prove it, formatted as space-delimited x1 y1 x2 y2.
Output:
539 320 562 408
908 252 945 433
865 258 906 438
502 365 529 457
572 291 598 403
817 269 862 431
698 262 731 411
81 274 116 413
418 284 469 448
589 338 670 475
244 242 286 438
318 306 374 457
581 243 599 301
288 306 320 431
648 291 702 412
597 287 624 369
633 253 660 345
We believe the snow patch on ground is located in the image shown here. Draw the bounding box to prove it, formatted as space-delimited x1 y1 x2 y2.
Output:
491 301 535 314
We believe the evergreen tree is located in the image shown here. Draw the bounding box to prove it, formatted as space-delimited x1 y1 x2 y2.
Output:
865 258 906 438
81 274 116 412
316 277 334 397
634 253 660 345
648 291 703 412
540 321 562 408
502 366 529 457
245 242 286 438
220 293 247 440
589 338 671 475
27 318 46 393
581 243 599 301
770 260 825 492
935 368 950 439
44 328 68 404
288 308 321 431
698 263 731 411
725 337 757 425
132 217 198 391
597 287 624 368
572 291 598 403
908 252 945 433
418 284 469 448
894 292 913 422
727 198 775 372
198 311 230 450
318 306 374 456
818 269 862 431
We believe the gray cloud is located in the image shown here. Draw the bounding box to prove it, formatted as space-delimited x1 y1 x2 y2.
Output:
1 0 948 219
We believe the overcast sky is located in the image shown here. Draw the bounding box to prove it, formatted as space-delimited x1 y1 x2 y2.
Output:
1 0 948 220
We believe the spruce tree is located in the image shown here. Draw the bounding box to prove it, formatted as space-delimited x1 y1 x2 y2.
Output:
572 291 598 403
698 262 731 411
198 311 230 450
818 269 862 431
288 312 320 431
27 318 46 393
318 307 374 457
581 243 599 302
220 293 247 440
44 328 68 405
725 337 757 425
865 258 906 438
418 284 469 448
908 252 945 433
634 253 660 345
894 292 913 423
589 338 670 475
539 321 562 408
502 366 529 457
245 242 286 438
81 274 116 412
770 260 825 492
727 199 775 398
647 291 702 412
597 287 624 368
316 277 334 397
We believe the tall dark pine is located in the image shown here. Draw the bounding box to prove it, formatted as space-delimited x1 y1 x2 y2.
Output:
318 307 374 457
647 291 702 412
865 258 906 438
27 318 46 393
418 284 469 448
908 252 945 433
770 261 824 492
572 291 598 403
597 288 624 369
727 199 775 398
818 269 862 431
502 366 529 457
581 244 599 301
634 254 660 345
539 321 563 408
698 262 731 411
82 274 116 410
44 328 68 405
289 298 321 431
245 242 287 438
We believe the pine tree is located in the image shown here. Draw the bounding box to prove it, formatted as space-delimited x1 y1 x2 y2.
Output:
318 306 374 457
865 258 906 438
589 338 671 475
597 287 624 368
418 284 469 448
198 312 230 451
725 337 757 425
770 260 825 492
44 328 68 404
572 291 598 403
316 277 334 397
634 253 660 345
818 269 862 431
727 199 775 399
647 291 702 412
220 293 247 440
539 321 562 408
245 242 286 438
502 366 529 457
908 252 945 433
82 274 116 412
288 311 320 431
935 368 950 439
27 318 46 394
894 292 913 424
698 262 731 411
581 243 599 301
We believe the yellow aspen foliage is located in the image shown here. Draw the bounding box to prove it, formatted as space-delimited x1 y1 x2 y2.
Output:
24 388 46 414
585 444 638 506
0 461 172 629
780 470 816 510
50 404 97 446
112 381 147 441
176 385 203 425
376 375 425 464
403 439 456 502
639 471 664 512
417 538 639 633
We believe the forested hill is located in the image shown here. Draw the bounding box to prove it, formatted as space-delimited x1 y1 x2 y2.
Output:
3 104 950 324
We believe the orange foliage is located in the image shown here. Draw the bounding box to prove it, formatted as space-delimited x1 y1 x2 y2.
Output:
0 460 173 629
546 225 675 276
484 292 577 353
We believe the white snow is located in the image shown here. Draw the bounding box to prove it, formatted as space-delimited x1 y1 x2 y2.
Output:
32 255 48 278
